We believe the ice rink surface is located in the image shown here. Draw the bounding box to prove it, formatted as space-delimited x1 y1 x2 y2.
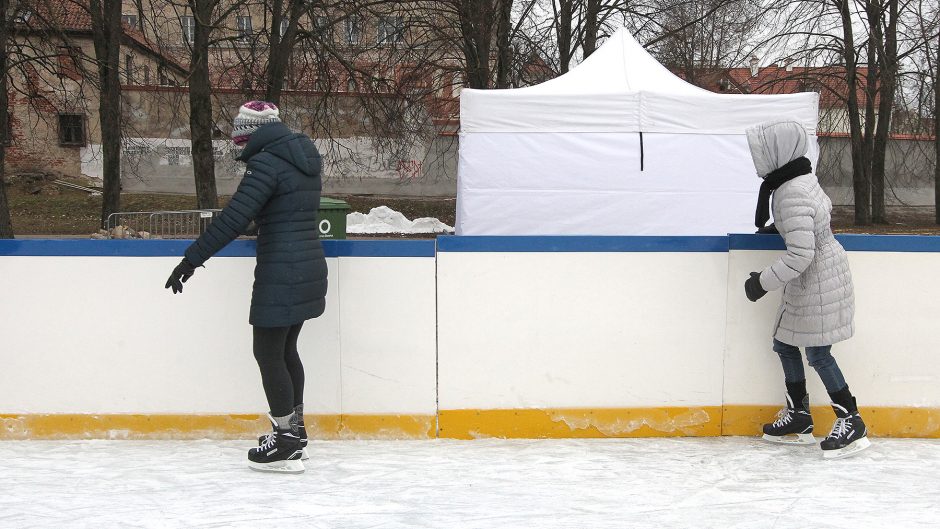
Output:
1 437 938 529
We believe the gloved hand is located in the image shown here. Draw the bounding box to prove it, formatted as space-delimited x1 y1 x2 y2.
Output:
756 223 779 234
165 258 197 294
744 272 767 302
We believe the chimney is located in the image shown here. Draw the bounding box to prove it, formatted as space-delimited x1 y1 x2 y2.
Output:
749 56 759 78
785 59 794 72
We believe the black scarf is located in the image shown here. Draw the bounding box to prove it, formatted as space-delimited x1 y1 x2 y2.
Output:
755 156 812 231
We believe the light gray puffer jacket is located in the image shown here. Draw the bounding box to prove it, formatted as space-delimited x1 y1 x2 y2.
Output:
746 120 854 347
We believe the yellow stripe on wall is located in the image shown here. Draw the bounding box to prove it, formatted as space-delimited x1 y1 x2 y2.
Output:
0 414 436 440
722 405 940 438
437 407 723 439
2 406 937 440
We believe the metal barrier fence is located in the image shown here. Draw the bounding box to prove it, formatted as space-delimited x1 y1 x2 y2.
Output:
105 210 222 239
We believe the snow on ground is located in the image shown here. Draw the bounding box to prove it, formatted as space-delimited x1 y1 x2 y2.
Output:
1 437 938 529
346 206 454 234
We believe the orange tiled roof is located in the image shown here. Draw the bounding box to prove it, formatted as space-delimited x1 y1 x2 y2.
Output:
676 65 878 108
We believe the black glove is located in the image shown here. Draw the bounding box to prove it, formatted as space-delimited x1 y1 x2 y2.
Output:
744 272 767 302
756 223 779 234
165 258 197 294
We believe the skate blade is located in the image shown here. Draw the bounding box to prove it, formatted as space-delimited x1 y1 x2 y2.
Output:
762 433 817 445
248 459 305 474
823 437 871 460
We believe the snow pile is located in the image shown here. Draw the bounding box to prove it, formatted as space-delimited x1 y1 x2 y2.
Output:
347 206 454 234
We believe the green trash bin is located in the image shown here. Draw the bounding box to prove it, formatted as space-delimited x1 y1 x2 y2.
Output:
318 197 350 239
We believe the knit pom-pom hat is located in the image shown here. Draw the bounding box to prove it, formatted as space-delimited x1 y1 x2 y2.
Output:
232 101 280 146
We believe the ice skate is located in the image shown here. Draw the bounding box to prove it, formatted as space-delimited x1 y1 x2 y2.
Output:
259 410 308 460
821 399 870 460
248 415 305 473
762 394 816 445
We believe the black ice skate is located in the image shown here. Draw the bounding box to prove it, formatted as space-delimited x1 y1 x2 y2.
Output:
762 394 816 445
248 415 304 473
258 420 309 460
820 399 870 460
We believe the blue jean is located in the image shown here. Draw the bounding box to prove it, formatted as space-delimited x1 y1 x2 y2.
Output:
772 339 848 393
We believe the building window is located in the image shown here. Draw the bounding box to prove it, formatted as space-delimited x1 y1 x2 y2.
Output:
346 75 357 92
237 16 252 42
57 46 82 79
122 14 138 30
314 16 330 37
58 114 85 147
181 16 195 44
124 54 135 84
377 16 404 45
344 16 360 45
142 66 151 86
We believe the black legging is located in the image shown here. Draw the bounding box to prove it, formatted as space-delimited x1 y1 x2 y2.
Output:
252 323 305 417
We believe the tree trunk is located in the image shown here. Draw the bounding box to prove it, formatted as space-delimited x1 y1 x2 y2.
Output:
869 0 897 225
264 0 303 104
89 0 123 228
582 0 601 59
459 0 493 89
556 0 573 74
935 27 940 224
0 0 14 238
836 0 870 225
188 0 218 210
495 0 512 88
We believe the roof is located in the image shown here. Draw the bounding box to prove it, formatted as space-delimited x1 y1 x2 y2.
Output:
677 65 878 108
16 0 187 75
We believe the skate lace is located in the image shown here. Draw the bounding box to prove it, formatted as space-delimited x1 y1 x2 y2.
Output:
772 408 793 428
260 432 277 451
827 417 851 439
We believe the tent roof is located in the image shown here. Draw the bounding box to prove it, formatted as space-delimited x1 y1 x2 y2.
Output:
523 28 709 96
460 28 819 135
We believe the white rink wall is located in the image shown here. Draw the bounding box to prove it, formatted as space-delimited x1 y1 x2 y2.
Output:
436 238 729 411
0 240 437 417
725 236 940 409
1 235 938 438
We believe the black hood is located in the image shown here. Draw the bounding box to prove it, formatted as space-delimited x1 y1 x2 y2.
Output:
237 122 321 177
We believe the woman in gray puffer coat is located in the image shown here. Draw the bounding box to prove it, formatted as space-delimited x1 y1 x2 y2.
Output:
742 120 869 459
164 101 327 473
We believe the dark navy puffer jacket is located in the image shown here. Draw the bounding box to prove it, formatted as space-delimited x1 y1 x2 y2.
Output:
184 122 328 327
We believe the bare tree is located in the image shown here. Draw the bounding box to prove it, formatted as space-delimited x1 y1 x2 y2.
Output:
186 0 238 210
86 0 124 227
0 0 13 238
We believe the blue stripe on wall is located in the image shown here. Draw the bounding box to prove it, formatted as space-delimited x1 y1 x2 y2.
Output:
0 239 436 258
730 234 940 252
436 236 730 253
5 235 940 256
329 240 436 257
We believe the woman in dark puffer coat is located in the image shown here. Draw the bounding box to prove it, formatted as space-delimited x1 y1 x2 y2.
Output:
165 101 327 473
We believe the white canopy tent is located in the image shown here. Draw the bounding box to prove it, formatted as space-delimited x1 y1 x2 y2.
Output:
456 28 819 236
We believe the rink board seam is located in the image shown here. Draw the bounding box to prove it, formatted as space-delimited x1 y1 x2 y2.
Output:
4 407 936 439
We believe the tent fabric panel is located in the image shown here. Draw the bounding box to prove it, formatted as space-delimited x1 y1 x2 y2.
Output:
460 90 641 133
456 132 821 236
